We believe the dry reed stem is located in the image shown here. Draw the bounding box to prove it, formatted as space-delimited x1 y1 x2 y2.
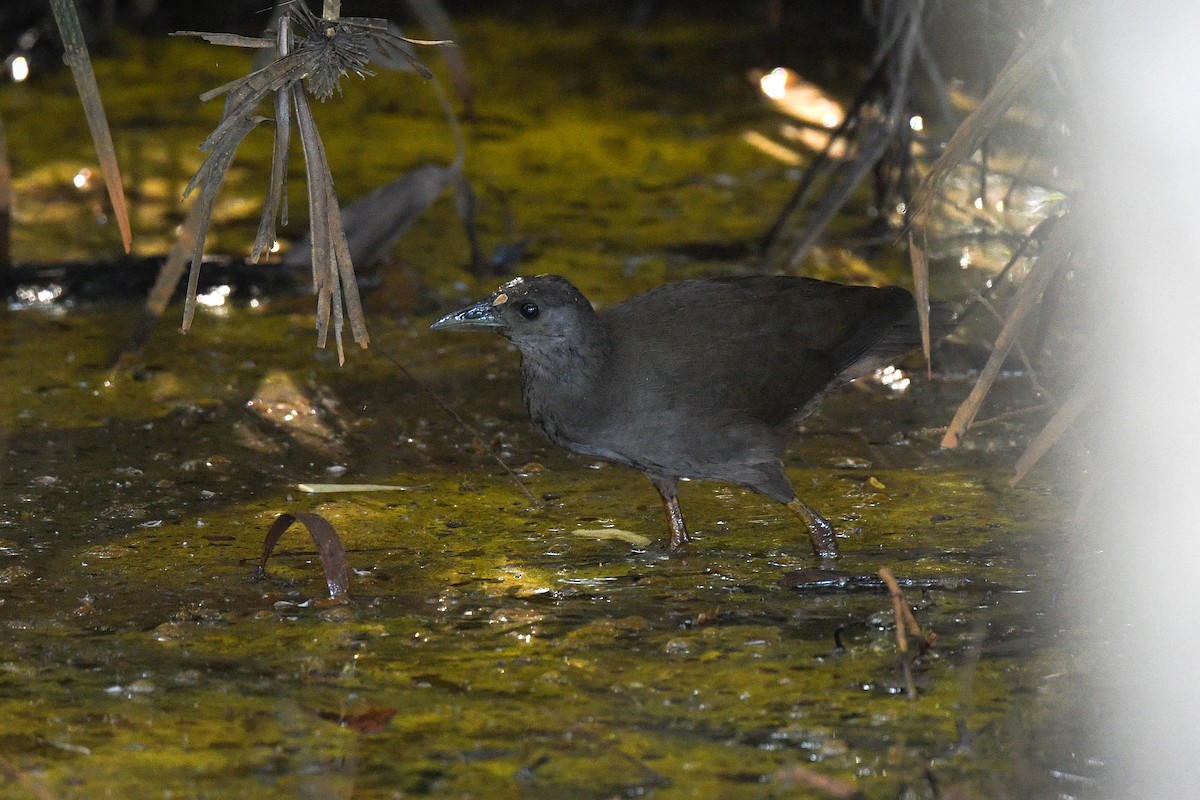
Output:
880 566 924 699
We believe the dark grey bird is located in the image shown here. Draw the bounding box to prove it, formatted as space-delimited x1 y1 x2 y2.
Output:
431 274 944 559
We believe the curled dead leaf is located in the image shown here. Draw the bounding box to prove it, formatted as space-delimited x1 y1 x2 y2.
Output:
256 511 350 600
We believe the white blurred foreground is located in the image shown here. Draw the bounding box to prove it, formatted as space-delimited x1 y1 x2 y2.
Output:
1084 2 1200 795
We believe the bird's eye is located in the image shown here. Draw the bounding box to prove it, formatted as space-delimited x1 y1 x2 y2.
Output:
518 301 539 320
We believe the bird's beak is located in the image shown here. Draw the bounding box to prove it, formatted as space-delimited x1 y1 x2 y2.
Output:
430 299 504 331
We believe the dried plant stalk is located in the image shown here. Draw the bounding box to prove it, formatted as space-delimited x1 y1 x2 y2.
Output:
908 232 932 375
171 2 449 360
941 213 1077 449
879 566 933 700
1010 376 1094 486
48 0 132 253
909 0 1074 226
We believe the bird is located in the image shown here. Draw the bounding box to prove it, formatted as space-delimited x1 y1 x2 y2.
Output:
431 274 945 559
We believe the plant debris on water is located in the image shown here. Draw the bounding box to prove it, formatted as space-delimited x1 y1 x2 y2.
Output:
172 2 452 362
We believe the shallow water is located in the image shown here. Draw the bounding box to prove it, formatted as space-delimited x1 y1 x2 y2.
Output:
0 6 1098 798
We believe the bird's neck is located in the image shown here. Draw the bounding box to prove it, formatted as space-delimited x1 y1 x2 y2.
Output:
518 319 612 445
519 323 610 395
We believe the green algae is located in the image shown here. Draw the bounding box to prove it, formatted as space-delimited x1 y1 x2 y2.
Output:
0 7 1098 799
0 461 1079 798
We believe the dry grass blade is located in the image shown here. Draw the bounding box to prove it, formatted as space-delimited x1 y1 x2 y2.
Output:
48 0 132 254
352 21 436 80
908 232 932 376
180 114 265 332
977 295 1051 401
109 199 207 365
194 52 308 105
292 85 369 362
954 221 1041 325
909 0 1075 226
257 511 350 600
193 54 312 151
879 567 923 639
173 31 274 49
759 54 888 254
167 3 446 360
251 18 294 263
941 213 1076 449
282 162 463 271
1010 376 1094 486
251 83 292 263
879 566 926 699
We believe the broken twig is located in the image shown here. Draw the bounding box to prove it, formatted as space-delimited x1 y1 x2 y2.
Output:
879 566 933 699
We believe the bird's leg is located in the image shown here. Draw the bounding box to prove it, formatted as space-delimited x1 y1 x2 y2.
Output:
649 476 689 552
662 494 689 552
786 498 839 559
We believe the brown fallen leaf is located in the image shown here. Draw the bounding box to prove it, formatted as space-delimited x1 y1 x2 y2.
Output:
318 705 397 734
775 764 866 800
256 511 350 600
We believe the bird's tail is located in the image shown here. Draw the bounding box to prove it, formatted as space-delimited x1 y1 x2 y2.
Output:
838 300 958 381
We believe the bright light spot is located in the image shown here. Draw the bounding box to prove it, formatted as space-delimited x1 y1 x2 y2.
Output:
760 67 790 100
73 168 92 190
909 114 924 132
196 284 231 308
249 298 261 309
760 68 844 128
973 196 985 210
13 283 64 307
873 365 910 394
32 286 59 303
985 278 994 289
996 198 1006 212
960 247 972 268
10 55 29 83
269 239 282 253
895 201 907 214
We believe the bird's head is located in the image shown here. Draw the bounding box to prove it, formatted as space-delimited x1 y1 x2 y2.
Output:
430 275 600 357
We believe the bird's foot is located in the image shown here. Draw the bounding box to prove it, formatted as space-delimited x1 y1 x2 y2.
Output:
650 477 692 555
786 498 839 559
668 527 690 553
